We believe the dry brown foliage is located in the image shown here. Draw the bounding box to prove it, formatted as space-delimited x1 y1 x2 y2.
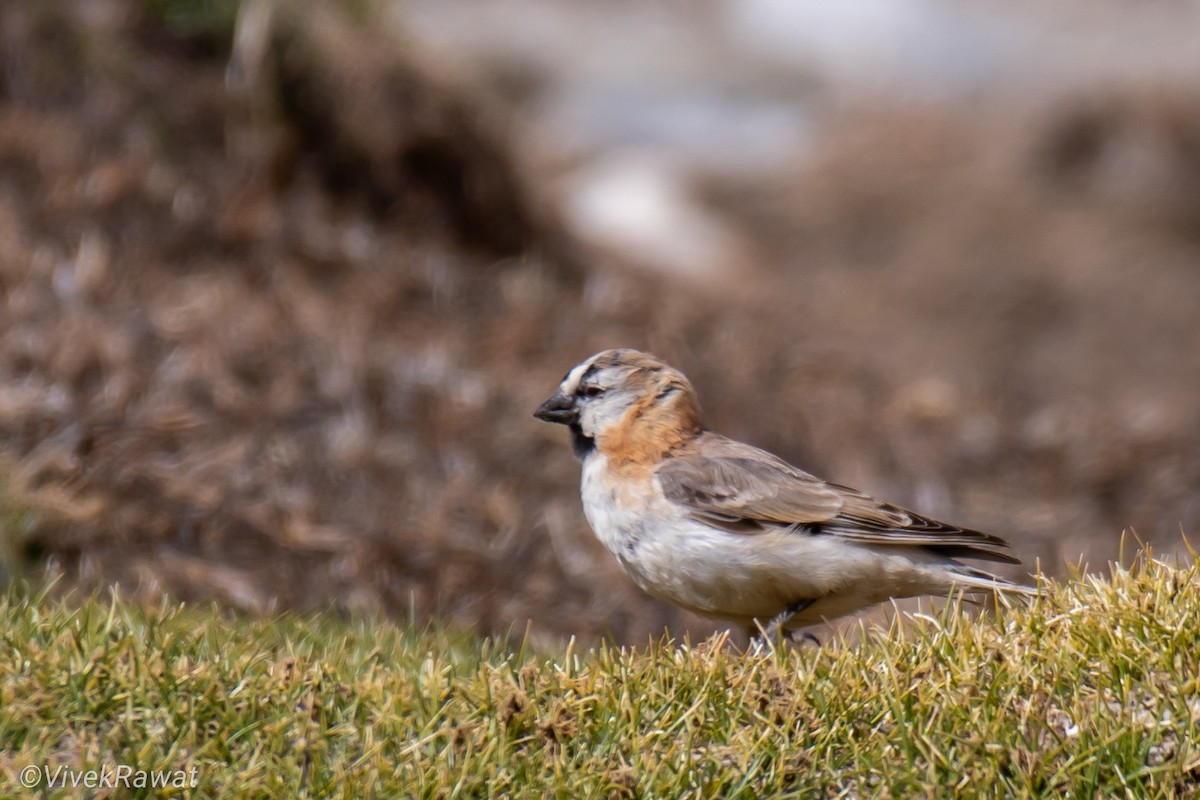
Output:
1 1 1197 643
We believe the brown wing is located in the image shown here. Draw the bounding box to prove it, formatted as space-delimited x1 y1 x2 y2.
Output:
656 433 843 526
657 432 1019 564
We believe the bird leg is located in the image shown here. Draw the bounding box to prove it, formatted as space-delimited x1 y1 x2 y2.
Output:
752 597 818 650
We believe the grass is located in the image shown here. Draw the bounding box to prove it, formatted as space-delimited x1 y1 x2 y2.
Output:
1 554 1199 798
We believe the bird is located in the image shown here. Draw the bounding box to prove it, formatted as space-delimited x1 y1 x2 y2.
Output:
534 348 1034 643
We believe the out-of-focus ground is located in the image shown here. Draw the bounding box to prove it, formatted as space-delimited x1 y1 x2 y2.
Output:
1 0 1198 645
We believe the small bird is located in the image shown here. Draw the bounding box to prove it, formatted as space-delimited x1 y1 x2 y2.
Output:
534 348 1033 642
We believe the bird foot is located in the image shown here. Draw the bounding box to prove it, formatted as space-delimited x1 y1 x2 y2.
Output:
750 598 818 652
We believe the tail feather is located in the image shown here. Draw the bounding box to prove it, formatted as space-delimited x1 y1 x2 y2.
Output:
947 564 1037 596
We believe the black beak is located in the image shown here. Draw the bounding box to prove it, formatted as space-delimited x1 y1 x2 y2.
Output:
534 391 578 425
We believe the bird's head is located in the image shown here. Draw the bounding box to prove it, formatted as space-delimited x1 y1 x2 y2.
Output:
534 349 703 463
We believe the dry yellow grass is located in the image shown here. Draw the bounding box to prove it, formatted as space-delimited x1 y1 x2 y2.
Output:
2 550 1198 798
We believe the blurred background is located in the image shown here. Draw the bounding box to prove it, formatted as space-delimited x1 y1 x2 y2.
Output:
1 0 1198 645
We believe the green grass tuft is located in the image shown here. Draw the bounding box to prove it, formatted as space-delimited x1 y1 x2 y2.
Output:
2 555 1199 798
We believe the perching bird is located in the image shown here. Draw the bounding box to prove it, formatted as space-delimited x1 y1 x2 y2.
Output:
534 348 1033 642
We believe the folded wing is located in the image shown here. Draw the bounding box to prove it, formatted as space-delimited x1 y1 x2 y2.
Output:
657 432 1019 564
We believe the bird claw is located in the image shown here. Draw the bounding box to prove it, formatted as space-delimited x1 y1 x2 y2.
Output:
750 598 819 652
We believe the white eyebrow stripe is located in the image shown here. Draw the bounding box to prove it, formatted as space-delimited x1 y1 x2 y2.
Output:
561 361 592 395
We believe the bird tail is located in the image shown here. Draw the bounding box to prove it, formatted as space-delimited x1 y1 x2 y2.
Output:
947 564 1038 596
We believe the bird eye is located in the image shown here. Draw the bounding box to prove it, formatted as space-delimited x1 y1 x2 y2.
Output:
581 385 605 398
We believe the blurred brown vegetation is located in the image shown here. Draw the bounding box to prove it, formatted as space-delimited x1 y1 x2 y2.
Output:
1 0 1198 644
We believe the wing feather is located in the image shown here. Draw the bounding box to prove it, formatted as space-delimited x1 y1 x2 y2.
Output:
657 432 1019 564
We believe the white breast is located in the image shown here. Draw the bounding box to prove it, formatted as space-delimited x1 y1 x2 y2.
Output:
579 454 654 570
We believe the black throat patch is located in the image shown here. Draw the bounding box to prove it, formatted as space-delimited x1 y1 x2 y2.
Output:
569 424 595 459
